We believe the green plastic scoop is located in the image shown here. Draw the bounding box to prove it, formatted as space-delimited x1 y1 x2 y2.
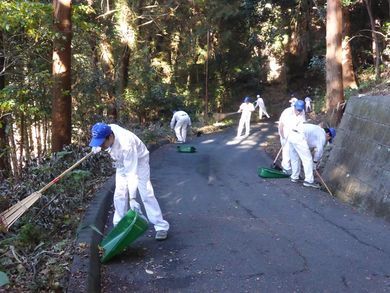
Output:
100 209 148 263
177 145 196 153
257 167 290 179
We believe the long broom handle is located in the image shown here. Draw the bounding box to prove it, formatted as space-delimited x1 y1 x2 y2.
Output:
37 151 94 194
315 169 333 196
273 136 289 165
0 151 94 230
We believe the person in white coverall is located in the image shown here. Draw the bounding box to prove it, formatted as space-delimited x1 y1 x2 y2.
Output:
170 110 191 143
254 94 270 119
289 123 336 188
305 96 313 113
89 122 169 240
278 100 306 174
236 97 255 137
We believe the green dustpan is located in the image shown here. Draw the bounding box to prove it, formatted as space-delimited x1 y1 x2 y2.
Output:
257 167 290 179
100 209 148 263
177 145 196 153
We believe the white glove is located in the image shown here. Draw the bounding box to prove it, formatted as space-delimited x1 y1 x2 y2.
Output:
92 146 101 154
129 199 142 214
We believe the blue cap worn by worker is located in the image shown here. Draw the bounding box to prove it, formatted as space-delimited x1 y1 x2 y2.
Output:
325 127 336 143
294 100 305 112
244 96 251 103
89 122 112 147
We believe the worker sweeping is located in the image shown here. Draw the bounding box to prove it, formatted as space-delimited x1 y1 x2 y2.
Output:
288 123 336 188
254 94 270 119
89 123 169 240
236 96 255 138
278 99 306 174
170 110 192 143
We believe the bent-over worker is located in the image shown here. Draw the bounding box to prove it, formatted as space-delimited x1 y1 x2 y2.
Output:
170 110 191 143
288 123 336 188
89 122 170 240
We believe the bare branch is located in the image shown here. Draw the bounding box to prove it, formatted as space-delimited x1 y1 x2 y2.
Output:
96 9 117 19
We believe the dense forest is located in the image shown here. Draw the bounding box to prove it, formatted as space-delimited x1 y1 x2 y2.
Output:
0 0 388 179
0 0 388 289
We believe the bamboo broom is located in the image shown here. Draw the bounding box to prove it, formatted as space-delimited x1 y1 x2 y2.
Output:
315 169 334 197
0 151 94 231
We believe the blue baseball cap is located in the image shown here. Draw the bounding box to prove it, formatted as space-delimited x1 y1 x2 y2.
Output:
328 127 336 143
244 96 251 103
89 123 112 147
294 100 305 111
324 127 336 143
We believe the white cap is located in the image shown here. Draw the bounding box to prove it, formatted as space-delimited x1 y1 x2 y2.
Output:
257 95 260 98
289 97 297 105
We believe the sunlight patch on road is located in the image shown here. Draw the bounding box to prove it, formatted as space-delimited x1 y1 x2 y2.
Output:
201 139 216 144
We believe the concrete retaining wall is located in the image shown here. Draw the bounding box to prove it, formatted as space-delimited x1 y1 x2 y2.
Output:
323 96 390 221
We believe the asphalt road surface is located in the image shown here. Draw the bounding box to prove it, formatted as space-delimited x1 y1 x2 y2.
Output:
101 122 390 292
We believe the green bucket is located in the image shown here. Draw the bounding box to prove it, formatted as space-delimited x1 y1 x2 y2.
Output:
257 167 290 179
177 145 196 153
100 209 148 263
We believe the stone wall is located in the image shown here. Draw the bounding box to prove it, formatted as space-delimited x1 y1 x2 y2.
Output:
323 96 390 221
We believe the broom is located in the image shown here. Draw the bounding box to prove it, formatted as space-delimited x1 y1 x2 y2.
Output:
0 151 94 231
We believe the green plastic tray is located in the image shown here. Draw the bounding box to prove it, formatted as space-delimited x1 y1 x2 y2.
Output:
177 146 196 153
100 209 148 263
257 167 290 178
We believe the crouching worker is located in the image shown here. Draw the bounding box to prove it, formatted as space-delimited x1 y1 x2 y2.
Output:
89 122 170 240
288 123 336 188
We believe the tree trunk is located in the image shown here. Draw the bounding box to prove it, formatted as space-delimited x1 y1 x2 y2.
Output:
0 116 11 179
326 0 344 126
118 45 130 117
364 0 381 80
286 0 310 78
99 35 117 121
8 123 19 179
0 31 12 178
342 7 358 89
52 0 72 152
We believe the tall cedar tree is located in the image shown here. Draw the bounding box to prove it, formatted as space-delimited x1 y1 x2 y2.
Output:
0 31 11 178
326 0 344 126
52 0 72 152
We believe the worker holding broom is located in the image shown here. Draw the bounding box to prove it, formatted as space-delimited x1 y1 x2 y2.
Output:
278 99 306 174
236 96 255 138
254 94 270 120
89 122 169 240
288 123 336 188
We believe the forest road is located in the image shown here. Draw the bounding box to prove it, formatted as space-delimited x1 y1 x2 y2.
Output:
101 121 390 292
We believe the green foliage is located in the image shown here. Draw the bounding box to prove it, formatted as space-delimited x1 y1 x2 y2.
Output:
0 1 52 38
17 223 43 249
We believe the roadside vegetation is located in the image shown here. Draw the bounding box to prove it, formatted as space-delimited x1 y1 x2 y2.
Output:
0 0 388 290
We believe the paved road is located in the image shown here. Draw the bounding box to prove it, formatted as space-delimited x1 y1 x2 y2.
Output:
101 122 390 292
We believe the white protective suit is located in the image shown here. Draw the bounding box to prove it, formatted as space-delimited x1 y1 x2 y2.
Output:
237 102 255 137
305 97 313 113
288 123 327 183
108 124 169 232
170 111 191 143
254 96 270 119
278 107 306 172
